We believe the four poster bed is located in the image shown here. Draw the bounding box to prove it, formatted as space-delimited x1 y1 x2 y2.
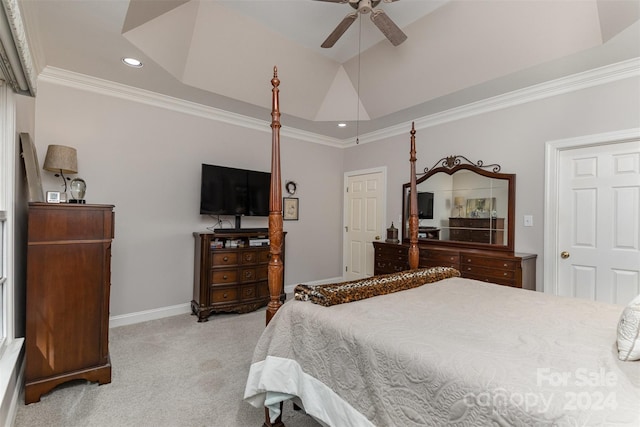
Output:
245 69 640 426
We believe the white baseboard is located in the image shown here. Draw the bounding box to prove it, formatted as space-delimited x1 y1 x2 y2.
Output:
109 303 192 328
109 277 345 328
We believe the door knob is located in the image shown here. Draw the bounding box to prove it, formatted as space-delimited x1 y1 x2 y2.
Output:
560 251 570 259
374 235 381 240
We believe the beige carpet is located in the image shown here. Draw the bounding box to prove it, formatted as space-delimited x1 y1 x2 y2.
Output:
14 308 322 427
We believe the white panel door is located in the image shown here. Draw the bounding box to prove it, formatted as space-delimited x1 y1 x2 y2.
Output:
344 171 384 281
557 140 640 304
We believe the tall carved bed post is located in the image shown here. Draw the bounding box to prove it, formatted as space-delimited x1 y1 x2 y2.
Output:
265 67 285 427
267 66 284 327
408 122 419 269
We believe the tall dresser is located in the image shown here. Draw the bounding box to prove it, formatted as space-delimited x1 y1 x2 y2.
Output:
25 203 114 404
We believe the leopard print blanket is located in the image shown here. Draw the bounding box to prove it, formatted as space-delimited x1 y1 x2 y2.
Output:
294 267 461 307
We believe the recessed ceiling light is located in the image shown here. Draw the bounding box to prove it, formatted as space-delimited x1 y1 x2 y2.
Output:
122 57 143 68
337 123 347 128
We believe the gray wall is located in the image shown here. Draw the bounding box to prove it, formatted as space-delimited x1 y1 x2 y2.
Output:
343 76 640 291
29 73 639 316
32 80 344 317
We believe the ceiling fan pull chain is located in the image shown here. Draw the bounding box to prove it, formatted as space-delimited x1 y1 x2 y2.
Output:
356 17 362 145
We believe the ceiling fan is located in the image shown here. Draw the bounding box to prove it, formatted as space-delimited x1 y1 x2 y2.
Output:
316 0 407 48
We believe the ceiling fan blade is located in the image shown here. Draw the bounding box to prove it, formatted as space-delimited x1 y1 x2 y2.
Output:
370 9 407 46
321 13 358 48
313 0 349 3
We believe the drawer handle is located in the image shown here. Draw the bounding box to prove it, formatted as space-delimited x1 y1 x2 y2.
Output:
223 292 228 298
223 256 229 262
503 263 508 267
504 273 508 276
245 271 253 278
223 275 228 280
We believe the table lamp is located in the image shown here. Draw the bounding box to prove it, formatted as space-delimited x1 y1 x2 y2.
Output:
454 196 465 217
43 145 77 202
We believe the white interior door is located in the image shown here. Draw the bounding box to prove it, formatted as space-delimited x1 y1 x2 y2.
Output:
553 138 640 304
344 169 385 281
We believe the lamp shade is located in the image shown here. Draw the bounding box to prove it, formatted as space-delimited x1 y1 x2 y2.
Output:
43 145 78 174
454 196 464 207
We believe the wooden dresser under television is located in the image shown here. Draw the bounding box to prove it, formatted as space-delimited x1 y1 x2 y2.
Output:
192 230 285 322
373 241 536 290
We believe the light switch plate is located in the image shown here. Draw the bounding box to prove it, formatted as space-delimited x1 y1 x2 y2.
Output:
524 215 533 227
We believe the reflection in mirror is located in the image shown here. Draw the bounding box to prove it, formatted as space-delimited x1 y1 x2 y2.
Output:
402 156 515 252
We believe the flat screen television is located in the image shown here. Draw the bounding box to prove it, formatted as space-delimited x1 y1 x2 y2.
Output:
200 164 271 228
417 191 434 219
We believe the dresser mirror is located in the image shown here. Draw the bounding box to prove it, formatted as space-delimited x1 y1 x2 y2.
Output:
401 155 515 252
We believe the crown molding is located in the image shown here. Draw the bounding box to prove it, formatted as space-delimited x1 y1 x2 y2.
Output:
344 57 640 148
38 67 345 148
39 58 639 149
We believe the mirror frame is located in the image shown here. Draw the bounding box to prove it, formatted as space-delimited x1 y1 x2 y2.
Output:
402 155 516 253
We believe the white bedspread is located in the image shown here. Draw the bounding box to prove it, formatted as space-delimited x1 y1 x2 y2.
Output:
244 278 640 426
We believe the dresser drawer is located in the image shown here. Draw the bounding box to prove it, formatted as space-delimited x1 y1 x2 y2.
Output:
211 269 237 284
211 252 239 267
375 244 406 257
256 265 268 280
241 250 259 264
256 281 270 298
210 287 239 303
257 250 271 263
463 272 519 288
240 267 257 282
375 259 407 274
461 255 517 270
419 260 459 269
240 284 257 300
462 264 516 280
420 250 459 264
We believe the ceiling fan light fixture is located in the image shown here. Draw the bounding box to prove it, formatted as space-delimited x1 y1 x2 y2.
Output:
338 123 347 127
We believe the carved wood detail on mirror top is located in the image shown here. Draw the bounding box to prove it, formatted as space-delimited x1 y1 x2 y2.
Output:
402 155 516 252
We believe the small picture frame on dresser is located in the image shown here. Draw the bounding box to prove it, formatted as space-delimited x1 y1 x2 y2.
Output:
46 191 61 203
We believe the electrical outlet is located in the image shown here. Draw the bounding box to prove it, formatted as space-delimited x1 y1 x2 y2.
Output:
524 215 533 227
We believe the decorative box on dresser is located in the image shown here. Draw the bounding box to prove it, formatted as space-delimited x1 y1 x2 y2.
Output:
25 203 114 404
192 230 285 322
373 241 536 290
